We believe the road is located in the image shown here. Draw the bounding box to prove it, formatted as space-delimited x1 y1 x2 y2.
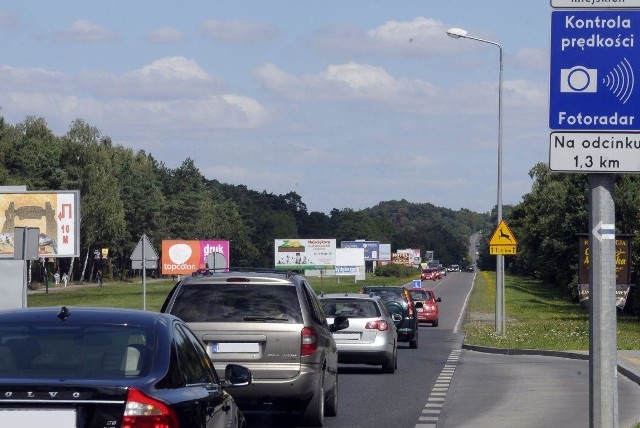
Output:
243 266 640 428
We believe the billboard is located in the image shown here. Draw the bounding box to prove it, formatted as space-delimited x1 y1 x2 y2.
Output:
162 240 230 275
335 248 365 277
0 190 80 258
274 239 336 270
340 241 379 261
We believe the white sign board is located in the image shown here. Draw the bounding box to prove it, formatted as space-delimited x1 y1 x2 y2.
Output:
274 239 336 270
551 0 640 8
550 132 640 172
335 248 365 279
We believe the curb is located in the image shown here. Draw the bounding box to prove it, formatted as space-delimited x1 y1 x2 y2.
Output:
462 343 640 386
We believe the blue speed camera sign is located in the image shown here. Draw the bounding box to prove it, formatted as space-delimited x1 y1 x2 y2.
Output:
550 11 640 131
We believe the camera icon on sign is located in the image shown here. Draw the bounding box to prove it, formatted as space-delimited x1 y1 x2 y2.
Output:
560 66 598 93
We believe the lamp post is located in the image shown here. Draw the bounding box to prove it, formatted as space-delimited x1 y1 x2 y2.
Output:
446 27 505 334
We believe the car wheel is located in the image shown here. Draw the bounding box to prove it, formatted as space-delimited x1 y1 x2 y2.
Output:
324 373 338 417
409 331 418 349
433 318 439 327
302 381 324 427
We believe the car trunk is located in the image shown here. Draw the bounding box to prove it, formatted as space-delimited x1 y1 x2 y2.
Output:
325 317 377 344
0 381 128 428
190 322 303 380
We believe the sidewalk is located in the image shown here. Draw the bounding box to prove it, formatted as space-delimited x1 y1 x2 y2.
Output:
463 344 640 386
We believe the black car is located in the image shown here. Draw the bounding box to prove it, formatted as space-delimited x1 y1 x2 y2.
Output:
0 306 251 428
359 286 421 349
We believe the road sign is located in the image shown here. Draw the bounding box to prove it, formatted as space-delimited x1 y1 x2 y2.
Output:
549 131 640 172
552 0 640 8
489 220 517 256
592 221 615 242
130 234 158 269
549 11 640 131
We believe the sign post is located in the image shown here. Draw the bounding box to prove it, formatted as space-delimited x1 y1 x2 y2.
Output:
130 235 159 311
548 6 638 427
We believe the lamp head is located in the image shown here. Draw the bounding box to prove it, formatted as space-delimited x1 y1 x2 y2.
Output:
446 28 468 39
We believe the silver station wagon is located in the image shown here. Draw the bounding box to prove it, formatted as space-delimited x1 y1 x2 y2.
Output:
319 293 401 373
161 268 349 427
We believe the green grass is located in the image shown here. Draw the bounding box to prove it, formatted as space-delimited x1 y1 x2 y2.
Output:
28 271 640 351
27 274 416 312
463 271 640 350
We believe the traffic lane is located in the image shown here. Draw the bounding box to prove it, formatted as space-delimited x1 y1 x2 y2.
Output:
438 350 640 428
427 272 475 330
243 330 464 427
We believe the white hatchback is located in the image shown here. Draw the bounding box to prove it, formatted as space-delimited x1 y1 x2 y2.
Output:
319 293 401 374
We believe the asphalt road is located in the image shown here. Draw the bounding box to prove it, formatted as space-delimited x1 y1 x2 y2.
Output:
243 270 473 428
244 268 640 428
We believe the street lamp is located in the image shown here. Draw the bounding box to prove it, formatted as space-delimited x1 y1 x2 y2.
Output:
446 27 505 334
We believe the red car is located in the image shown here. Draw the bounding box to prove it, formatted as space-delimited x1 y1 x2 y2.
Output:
421 268 440 281
408 288 441 327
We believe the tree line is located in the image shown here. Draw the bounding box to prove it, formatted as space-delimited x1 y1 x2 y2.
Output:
0 116 486 283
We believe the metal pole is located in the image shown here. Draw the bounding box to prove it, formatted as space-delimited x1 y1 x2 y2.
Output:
588 174 618 428
496 42 504 334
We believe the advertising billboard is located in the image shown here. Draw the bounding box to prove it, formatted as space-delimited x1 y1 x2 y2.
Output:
162 240 229 275
340 240 379 261
274 239 336 270
0 190 80 258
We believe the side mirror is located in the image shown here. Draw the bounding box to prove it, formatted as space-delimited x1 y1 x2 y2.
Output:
224 364 252 387
330 315 349 332
437 297 442 302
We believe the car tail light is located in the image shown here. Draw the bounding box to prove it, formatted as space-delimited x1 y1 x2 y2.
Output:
404 291 415 318
301 327 318 356
365 320 389 331
122 387 180 428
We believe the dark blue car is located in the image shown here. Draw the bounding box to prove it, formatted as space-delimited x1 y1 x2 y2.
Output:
0 306 251 428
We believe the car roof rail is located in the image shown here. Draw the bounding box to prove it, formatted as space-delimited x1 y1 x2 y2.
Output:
190 267 301 278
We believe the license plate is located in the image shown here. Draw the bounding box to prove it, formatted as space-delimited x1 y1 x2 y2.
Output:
211 342 259 353
334 333 360 340
0 409 76 427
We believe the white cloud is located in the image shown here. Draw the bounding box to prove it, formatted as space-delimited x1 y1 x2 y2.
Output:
309 16 457 57
53 19 118 42
510 48 549 73
146 26 184 44
254 61 439 106
199 19 277 43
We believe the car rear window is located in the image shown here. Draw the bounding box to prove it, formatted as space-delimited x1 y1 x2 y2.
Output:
0 324 152 380
409 290 432 300
321 299 380 318
170 283 304 323
362 287 404 304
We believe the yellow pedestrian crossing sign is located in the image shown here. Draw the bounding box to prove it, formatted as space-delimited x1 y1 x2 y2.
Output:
489 220 517 255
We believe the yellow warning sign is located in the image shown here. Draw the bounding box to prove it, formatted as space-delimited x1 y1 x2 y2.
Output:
489 220 517 256
489 220 517 246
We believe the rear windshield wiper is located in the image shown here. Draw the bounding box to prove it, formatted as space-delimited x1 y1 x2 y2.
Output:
243 316 289 322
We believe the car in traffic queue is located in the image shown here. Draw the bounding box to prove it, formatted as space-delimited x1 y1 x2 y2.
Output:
319 293 401 373
358 285 421 349
161 268 350 427
407 287 442 327
421 268 440 281
0 306 252 428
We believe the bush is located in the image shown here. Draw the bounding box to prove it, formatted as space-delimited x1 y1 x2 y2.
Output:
374 264 418 278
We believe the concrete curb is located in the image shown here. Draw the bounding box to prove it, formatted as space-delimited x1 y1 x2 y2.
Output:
462 343 640 386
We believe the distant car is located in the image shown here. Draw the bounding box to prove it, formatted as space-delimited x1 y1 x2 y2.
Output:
320 293 401 373
438 266 447 277
359 285 421 349
421 268 439 281
161 268 349 426
0 306 251 428
407 288 442 327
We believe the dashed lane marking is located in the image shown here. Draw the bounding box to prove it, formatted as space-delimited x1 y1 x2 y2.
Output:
415 349 461 428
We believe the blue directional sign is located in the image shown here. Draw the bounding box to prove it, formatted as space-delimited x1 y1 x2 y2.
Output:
550 11 640 131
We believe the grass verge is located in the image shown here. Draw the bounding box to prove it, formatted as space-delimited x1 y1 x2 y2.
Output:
463 271 640 350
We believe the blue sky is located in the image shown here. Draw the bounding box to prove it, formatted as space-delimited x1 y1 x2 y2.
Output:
0 1 552 214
